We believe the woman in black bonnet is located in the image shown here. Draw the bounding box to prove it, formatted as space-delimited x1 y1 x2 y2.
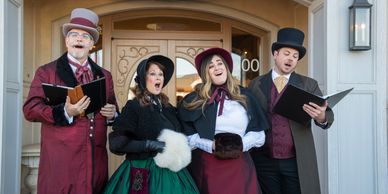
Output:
178 47 269 194
103 55 199 194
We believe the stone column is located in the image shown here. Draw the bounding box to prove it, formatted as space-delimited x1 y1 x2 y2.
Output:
21 144 40 194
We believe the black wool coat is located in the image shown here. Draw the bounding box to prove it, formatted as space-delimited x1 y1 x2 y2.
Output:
178 87 269 140
109 99 182 160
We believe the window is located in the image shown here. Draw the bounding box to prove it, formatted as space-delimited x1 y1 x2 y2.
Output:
175 57 200 103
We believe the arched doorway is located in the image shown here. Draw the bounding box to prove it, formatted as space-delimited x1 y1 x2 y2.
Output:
105 9 270 108
103 9 272 174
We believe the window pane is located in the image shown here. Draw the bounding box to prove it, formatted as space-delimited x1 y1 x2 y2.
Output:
232 28 261 87
176 58 201 103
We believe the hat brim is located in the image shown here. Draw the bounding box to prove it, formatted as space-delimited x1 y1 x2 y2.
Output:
63 23 99 42
137 55 174 90
148 55 174 87
271 42 306 60
195 47 233 75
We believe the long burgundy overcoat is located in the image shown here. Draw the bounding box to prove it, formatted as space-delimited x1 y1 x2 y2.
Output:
23 53 118 194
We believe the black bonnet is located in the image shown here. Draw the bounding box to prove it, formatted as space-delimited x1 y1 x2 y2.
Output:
135 55 174 90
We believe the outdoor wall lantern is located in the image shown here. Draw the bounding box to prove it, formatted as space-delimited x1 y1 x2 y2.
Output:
349 0 372 51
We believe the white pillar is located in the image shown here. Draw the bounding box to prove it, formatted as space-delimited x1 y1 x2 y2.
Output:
0 0 24 193
309 0 388 193
0 0 4 191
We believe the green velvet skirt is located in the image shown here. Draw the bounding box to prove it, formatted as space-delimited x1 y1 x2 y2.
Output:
102 159 199 194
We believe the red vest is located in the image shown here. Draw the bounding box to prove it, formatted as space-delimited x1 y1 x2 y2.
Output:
265 83 296 159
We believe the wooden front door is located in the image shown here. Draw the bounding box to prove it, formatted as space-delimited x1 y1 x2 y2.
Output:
111 39 222 108
109 38 222 174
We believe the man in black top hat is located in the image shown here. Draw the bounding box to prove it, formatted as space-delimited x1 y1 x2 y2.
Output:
248 27 334 194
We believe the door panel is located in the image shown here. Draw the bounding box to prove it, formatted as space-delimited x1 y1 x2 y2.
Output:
168 40 223 105
110 39 168 175
111 39 168 108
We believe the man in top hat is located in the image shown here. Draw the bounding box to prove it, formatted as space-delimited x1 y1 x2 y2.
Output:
248 27 334 194
23 8 118 194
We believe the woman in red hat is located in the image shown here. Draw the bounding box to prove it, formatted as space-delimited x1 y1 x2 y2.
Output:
178 47 269 194
103 55 199 194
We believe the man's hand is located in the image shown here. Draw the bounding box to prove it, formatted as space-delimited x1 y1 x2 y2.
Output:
303 101 328 123
64 96 90 117
100 103 116 120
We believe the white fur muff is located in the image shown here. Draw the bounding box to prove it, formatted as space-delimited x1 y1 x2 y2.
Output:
153 129 192 172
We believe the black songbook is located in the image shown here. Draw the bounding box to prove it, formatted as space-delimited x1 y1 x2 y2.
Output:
273 84 353 125
42 77 106 114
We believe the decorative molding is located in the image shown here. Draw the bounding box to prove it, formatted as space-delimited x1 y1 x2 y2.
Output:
293 0 314 7
115 46 159 86
8 0 22 7
51 1 278 62
175 47 205 58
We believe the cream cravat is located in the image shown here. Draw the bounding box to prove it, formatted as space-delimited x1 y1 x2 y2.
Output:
274 76 287 93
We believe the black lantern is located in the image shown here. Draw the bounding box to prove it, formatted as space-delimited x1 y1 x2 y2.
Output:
349 0 372 51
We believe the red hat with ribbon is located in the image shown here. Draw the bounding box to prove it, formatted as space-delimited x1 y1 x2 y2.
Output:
194 47 233 76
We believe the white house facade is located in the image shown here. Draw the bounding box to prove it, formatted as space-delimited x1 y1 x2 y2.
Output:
0 0 386 193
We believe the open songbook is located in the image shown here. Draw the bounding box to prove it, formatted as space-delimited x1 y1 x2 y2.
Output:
273 84 353 125
42 77 106 114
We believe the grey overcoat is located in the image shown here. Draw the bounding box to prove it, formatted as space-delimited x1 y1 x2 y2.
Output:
248 71 334 194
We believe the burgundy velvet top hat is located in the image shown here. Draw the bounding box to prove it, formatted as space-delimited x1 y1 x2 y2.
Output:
135 55 174 90
194 47 233 76
62 8 100 42
271 27 306 60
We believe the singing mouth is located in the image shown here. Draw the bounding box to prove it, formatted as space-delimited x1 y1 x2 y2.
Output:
73 45 85 49
155 83 161 89
215 72 223 76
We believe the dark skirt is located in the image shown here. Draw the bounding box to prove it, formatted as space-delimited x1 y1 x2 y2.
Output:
103 159 199 194
188 149 260 194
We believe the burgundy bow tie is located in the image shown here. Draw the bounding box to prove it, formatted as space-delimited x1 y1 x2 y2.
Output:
208 85 229 116
69 59 93 84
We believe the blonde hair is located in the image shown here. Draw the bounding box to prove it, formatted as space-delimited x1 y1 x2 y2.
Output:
184 54 247 112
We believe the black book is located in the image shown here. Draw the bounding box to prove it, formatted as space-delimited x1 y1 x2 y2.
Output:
42 77 106 114
273 84 353 125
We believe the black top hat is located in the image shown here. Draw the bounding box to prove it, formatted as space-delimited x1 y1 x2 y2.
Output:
135 55 174 90
271 27 306 60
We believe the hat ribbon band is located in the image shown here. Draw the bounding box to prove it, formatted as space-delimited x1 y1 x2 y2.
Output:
70 17 97 28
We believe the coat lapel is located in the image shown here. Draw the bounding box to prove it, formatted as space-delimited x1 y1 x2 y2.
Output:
200 103 217 139
257 71 272 113
56 52 105 87
56 53 78 87
288 72 303 88
88 57 105 80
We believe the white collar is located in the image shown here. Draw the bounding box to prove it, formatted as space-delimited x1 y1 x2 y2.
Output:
271 69 291 81
67 53 88 66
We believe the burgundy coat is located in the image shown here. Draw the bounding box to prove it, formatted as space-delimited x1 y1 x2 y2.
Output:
23 53 118 194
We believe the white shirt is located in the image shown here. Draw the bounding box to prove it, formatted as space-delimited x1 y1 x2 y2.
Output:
187 98 266 153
